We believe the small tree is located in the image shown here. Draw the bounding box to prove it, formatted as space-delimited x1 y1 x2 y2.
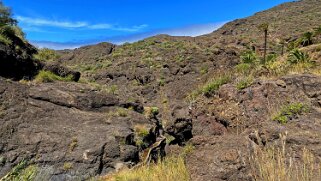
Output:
0 1 17 27
258 23 269 64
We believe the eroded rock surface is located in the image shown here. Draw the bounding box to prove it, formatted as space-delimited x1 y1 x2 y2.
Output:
0 79 160 180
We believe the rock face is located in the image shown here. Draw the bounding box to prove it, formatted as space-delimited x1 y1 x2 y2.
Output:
186 74 321 180
0 78 161 180
0 42 40 80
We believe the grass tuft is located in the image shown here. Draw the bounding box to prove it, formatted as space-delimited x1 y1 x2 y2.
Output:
202 74 231 97
272 102 309 124
236 76 254 90
1 161 38 181
250 133 321 181
104 156 190 181
34 70 74 83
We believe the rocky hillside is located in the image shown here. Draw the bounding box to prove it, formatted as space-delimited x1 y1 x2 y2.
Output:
1 0 321 180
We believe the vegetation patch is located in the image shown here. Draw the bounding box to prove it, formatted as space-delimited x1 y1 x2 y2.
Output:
272 102 309 124
133 124 150 149
288 49 311 64
144 107 159 119
69 137 78 152
250 134 321 181
63 162 73 171
236 76 254 90
105 155 190 181
33 48 60 62
34 70 74 83
134 124 150 138
235 63 252 75
202 75 231 97
240 50 258 64
1 161 38 181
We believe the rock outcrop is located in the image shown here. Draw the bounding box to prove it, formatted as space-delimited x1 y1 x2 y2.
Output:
0 79 162 180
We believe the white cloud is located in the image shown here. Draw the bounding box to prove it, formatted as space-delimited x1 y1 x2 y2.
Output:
16 16 88 28
31 22 225 50
16 15 147 32
31 41 83 50
88 23 113 29
111 24 148 32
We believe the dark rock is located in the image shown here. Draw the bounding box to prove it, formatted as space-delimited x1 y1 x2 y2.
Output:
42 63 81 82
166 118 193 145
120 145 139 163
0 79 155 179
0 43 41 80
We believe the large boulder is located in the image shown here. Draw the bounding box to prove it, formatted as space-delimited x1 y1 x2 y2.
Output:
0 79 158 180
0 42 41 80
42 63 81 82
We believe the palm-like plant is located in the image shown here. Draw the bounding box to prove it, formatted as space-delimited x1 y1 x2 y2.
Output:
288 49 310 64
258 23 269 63
300 32 313 47
241 50 257 64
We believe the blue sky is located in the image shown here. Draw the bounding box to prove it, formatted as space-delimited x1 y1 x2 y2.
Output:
4 0 293 49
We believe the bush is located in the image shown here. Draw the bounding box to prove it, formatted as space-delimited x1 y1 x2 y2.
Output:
241 50 257 64
288 49 311 64
1 160 38 181
272 102 309 124
34 70 73 83
33 48 60 62
299 32 313 47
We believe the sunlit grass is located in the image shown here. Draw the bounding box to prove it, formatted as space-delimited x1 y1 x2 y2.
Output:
250 133 321 181
104 155 190 181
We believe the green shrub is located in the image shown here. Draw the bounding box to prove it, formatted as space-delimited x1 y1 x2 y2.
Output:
33 48 60 62
241 50 257 64
1 160 38 181
266 53 278 63
202 75 231 97
34 70 73 83
273 103 309 124
298 32 313 47
287 49 311 64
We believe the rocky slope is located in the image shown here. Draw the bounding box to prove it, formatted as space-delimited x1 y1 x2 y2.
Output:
1 0 321 180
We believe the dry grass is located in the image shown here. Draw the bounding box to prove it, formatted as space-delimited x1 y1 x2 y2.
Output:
249 133 321 181
104 155 190 181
